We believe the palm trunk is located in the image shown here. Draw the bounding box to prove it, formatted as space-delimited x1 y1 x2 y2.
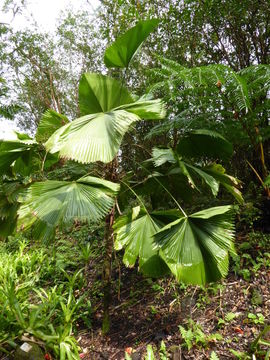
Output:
102 158 118 334
102 207 115 334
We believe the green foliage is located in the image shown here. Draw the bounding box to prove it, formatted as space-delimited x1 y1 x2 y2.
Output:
251 325 270 359
104 19 159 68
144 344 155 359
0 234 92 358
79 73 133 115
114 206 169 277
0 137 38 176
35 109 69 143
155 206 236 285
247 313 265 325
151 137 243 204
210 352 220 360
177 129 233 162
179 319 222 350
46 73 165 164
17 176 119 242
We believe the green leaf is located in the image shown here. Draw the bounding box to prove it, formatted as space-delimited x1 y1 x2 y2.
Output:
210 351 220 360
184 162 219 196
204 163 243 204
46 110 139 164
177 129 233 161
115 98 166 120
152 148 176 166
0 139 37 175
18 176 119 241
114 206 169 277
79 73 133 115
145 344 156 360
36 109 69 143
46 74 165 164
154 206 236 285
104 19 159 68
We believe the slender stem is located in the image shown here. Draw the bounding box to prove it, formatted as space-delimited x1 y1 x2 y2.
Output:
246 160 265 187
41 150 48 174
120 180 150 215
102 206 115 335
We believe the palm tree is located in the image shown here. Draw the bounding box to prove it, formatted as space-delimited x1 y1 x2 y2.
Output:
0 19 237 334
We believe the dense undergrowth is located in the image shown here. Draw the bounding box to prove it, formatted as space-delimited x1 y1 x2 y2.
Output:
0 226 102 359
0 225 269 359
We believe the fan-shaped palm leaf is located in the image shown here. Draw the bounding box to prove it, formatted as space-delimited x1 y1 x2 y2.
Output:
114 206 169 277
204 163 243 204
17 176 119 242
152 148 176 167
79 73 134 115
0 180 27 239
154 206 236 285
152 147 219 195
46 74 166 164
45 110 139 164
36 109 69 143
104 19 159 68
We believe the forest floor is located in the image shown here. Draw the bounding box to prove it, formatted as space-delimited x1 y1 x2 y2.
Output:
77 232 270 360
0 230 269 360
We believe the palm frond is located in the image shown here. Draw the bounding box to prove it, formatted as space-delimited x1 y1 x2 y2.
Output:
46 110 139 164
17 176 119 242
36 109 69 143
155 206 236 285
114 206 169 277
177 129 233 161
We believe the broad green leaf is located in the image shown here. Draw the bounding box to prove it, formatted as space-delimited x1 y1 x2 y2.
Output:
104 19 159 68
36 109 69 143
168 160 219 196
177 130 233 161
0 139 37 175
46 110 139 164
155 206 235 285
264 174 270 186
46 74 166 164
79 73 133 115
0 181 25 238
115 98 166 120
18 176 119 241
185 162 219 196
114 206 169 277
152 148 176 166
151 147 219 195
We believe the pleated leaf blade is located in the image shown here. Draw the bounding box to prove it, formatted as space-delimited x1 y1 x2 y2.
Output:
18 176 119 241
114 206 169 277
79 73 134 115
155 206 235 285
36 109 69 143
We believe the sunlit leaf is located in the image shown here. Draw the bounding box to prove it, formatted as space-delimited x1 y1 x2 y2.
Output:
46 74 166 164
79 73 133 115
104 19 159 68
36 109 69 143
18 176 119 241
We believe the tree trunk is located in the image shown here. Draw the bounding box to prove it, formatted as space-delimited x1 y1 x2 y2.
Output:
102 157 118 334
102 207 115 334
